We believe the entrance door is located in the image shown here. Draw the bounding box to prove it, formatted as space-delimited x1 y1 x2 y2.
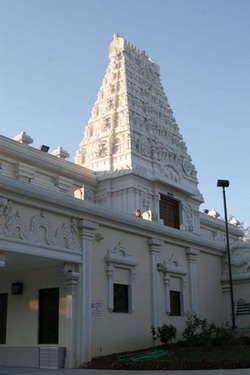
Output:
38 288 59 344
0 293 8 344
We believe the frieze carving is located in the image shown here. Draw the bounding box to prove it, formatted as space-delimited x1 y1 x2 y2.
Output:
0 211 80 249
231 252 250 273
0 198 13 216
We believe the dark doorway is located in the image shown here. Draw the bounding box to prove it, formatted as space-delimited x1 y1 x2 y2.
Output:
38 288 59 344
0 293 8 344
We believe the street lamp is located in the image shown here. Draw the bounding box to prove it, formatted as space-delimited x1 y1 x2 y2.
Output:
217 179 236 332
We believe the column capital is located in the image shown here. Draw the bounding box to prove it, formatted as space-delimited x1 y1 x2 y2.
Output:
79 219 98 231
148 238 164 247
79 220 98 239
61 263 80 296
186 247 200 261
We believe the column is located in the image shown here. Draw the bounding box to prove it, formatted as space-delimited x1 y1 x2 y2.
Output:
62 263 79 368
186 248 200 314
163 273 170 315
221 282 232 322
148 238 163 328
129 268 136 313
106 265 114 312
77 219 98 366
181 277 187 315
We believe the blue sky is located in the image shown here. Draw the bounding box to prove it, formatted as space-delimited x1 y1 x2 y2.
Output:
1 0 249 227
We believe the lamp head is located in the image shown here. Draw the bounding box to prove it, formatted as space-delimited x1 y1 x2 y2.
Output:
217 179 230 188
39 145 50 152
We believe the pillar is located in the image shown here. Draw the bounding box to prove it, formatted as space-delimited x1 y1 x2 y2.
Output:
148 238 163 328
186 247 199 314
77 219 98 366
62 263 79 368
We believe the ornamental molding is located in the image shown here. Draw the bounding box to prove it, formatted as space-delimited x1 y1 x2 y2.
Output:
0 210 80 250
105 241 138 268
159 254 187 276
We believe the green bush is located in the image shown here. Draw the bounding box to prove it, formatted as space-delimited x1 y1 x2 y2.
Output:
182 314 233 346
151 323 177 346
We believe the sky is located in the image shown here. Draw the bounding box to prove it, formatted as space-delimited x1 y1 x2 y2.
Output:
1 0 249 227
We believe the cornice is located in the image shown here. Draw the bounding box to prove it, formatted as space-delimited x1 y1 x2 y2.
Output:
200 212 243 236
0 136 97 186
0 175 226 256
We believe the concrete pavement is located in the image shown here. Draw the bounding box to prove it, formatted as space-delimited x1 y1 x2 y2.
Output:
0 368 250 375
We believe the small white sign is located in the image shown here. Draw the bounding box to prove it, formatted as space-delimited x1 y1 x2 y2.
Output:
91 301 103 316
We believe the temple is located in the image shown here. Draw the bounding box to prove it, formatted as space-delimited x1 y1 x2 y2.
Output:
0 34 249 369
75 34 202 232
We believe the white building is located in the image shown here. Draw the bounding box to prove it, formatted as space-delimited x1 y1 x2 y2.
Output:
0 34 250 369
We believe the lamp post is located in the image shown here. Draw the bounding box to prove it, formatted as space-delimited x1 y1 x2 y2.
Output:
217 179 236 332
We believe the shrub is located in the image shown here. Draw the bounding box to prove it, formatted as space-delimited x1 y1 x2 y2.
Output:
182 314 233 346
151 323 177 346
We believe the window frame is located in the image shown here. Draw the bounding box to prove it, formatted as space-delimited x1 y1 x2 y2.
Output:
105 242 138 314
159 257 187 316
159 194 180 229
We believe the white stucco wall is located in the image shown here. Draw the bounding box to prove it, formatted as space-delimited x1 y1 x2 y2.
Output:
0 266 67 347
91 226 152 356
196 251 224 321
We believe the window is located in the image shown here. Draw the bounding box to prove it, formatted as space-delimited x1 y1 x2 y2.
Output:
159 194 180 229
105 242 138 314
0 293 8 344
39 288 59 344
170 291 181 316
113 284 129 313
159 257 187 316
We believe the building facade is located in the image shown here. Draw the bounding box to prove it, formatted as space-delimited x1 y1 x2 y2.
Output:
0 35 250 368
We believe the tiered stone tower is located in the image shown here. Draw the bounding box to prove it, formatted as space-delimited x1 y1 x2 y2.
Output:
75 34 203 232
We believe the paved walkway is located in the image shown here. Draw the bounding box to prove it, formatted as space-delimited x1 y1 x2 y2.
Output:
0 368 250 375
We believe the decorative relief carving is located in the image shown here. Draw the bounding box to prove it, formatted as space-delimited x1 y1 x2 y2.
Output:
231 253 250 273
181 204 194 232
0 198 13 216
182 158 192 175
163 164 179 184
137 134 151 157
0 211 80 249
95 140 108 157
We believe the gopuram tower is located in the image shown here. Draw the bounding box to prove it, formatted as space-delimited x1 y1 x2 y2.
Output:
75 34 203 233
